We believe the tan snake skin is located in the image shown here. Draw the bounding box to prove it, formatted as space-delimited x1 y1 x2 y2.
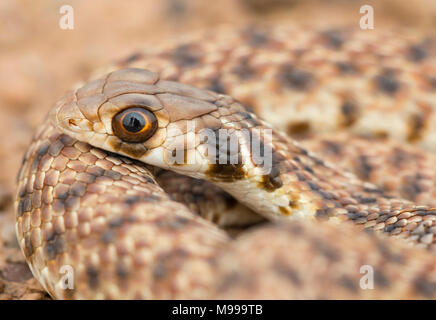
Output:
15 25 436 299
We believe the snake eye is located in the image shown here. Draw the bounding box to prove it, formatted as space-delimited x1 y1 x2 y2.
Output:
112 107 158 142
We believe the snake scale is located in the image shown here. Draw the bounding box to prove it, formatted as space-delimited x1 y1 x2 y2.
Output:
14 24 436 299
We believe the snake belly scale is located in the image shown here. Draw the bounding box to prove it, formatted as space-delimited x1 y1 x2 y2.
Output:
15 25 436 299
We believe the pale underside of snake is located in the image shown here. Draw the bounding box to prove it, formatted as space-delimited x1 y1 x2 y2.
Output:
14 25 436 299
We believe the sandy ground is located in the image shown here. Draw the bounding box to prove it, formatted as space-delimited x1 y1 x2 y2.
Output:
0 0 435 299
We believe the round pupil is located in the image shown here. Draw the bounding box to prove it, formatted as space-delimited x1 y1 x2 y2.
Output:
122 112 146 133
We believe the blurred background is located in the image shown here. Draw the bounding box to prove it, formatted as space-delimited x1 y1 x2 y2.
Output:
0 0 435 299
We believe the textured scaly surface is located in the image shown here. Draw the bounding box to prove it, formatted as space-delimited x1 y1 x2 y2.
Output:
15 25 436 299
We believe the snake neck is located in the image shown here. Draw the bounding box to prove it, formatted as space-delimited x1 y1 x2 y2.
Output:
193 116 435 247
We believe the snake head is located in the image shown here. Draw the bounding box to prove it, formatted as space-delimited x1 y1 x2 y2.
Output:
49 68 257 177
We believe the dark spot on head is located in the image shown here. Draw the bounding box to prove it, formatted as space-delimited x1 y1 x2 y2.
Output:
206 163 246 182
259 167 283 192
107 138 122 153
279 206 293 215
277 65 315 91
172 44 199 67
205 132 246 181
120 143 147 158
254 136 285 191
287 121 310 135
375 70 400 94
340 102 359 127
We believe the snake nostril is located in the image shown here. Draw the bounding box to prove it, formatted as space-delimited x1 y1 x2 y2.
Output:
68 119 77 127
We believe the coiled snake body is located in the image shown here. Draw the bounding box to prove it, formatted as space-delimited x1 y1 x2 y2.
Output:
15 25 436 299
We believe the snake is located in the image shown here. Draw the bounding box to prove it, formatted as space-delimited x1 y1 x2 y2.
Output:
14 24 436 299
